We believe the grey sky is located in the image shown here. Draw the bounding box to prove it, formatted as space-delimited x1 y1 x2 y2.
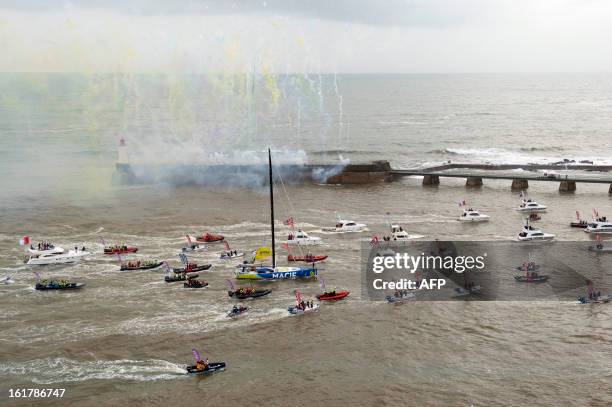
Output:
1 0 611 73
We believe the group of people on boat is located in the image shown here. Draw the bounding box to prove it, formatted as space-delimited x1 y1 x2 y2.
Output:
393 289 411 298
37 279 74 288
185 279 206 288
296 300 314 310
32 242 55 251
237 287 256 295
223 250 239 257
230 305 247 314
195 358 209 371
106 245 130 251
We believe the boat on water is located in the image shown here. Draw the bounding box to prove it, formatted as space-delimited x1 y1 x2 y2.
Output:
35 280 84 290
588 244 612 253
195 233 224 243
577 280 609 304
120 260 163 271
28 242 64 256
234 149 319 281
514 274 549 283
26 249 91 265
104 246 138 255
173 263 212 274
227 287 272 299
316 290 349 301
227 305 248 318
322 219 367 233
516 199 547 212
458 208 490 222
2 275 15 284
584 217 612 234
183 279 208 289
186 362 226 375
386 290 415 303
165 273 199 283
220 250 245 260
516 219 554 242
529 213 541 222
288 290 319 314
453 285 481 297
571 220 588 228
286 230 322 246
288 253 327 263
181 236 208 253
515 262 540 271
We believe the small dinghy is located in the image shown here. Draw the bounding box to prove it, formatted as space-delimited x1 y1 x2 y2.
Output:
529 213 541 222
186 362 226 375
288 290 319 314
587 244 612 253
165 273 199 283
183 279 208 289
173 263 212 274
35 280 84 290
386 291 415 303
514 274 549 283
515 261 540 271
227 305 249 318
2 275 15 285
227 287 272 299
316 290 349 301
181 235 208 253
120 260 163 271
577 280 610 304
104 246 138 255
453 286 481 297
219 241 245 260
196 233 224 243
288 254 327 263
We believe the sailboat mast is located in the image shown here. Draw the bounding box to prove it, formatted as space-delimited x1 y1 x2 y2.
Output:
268 148 276 268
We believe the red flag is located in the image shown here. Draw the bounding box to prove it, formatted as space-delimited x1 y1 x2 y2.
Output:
224 241 230 251
576 211 580 221
284 217 294 228
281 243 289 250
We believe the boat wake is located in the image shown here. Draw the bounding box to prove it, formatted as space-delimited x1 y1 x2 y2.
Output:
0 358 186 384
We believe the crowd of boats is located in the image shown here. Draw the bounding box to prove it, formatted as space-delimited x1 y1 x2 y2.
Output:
6 150 612 375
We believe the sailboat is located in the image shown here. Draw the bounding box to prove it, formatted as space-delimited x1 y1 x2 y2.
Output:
235 149 318 280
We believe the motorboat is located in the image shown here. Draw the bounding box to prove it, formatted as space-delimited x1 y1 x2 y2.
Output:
35 280 85 290
26 249 91 265
120 260 163 271
516 220 554 242
587 244 612 253
571 220 588 228
584 217 612 234
104 246 138 255
220 250 245 260
458 208 490 222
386 290 415 303
316 290 349 301
516 199 547 212
322 219 367 233
285 230 322 246
288 253 327 263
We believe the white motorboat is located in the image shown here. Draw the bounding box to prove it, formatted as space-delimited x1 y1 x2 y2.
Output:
26 249 91 265
458 208 490 222
584 217 612 234
390 224 410 240
28 243 64 256
516 220 554 242
322 219 367 233
516 199 547 212
285 230 322 246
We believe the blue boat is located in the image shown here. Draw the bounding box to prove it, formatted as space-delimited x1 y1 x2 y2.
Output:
235 149 318 281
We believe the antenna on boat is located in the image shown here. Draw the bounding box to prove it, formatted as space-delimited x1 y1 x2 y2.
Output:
269 148 276 268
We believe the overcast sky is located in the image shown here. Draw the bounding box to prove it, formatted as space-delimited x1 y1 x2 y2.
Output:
1 0 611 73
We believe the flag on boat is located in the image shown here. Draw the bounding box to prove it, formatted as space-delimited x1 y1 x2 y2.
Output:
186 235 192 244
255 247 272 260
19 236 30 246
593 208 599 217
192 348 201 363
225 279 235 290
458 200 466 208
179 253 188 265
34 271 41 281
162 262 171 273
283 217 295 228
294 289 302 304
319 276 326 289
370 236 380 246
224 241 230 251
519 190 525 197
281 243 290 250
576 211 580 221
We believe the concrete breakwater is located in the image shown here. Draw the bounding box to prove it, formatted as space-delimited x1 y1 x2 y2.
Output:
115 160 612 192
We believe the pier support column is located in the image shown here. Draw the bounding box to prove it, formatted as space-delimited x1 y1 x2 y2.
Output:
466 177 483 188
559 180 576 192
511 179 529 190
422 175 440 186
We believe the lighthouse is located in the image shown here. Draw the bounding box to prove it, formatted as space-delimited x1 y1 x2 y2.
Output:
117 137 129 165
